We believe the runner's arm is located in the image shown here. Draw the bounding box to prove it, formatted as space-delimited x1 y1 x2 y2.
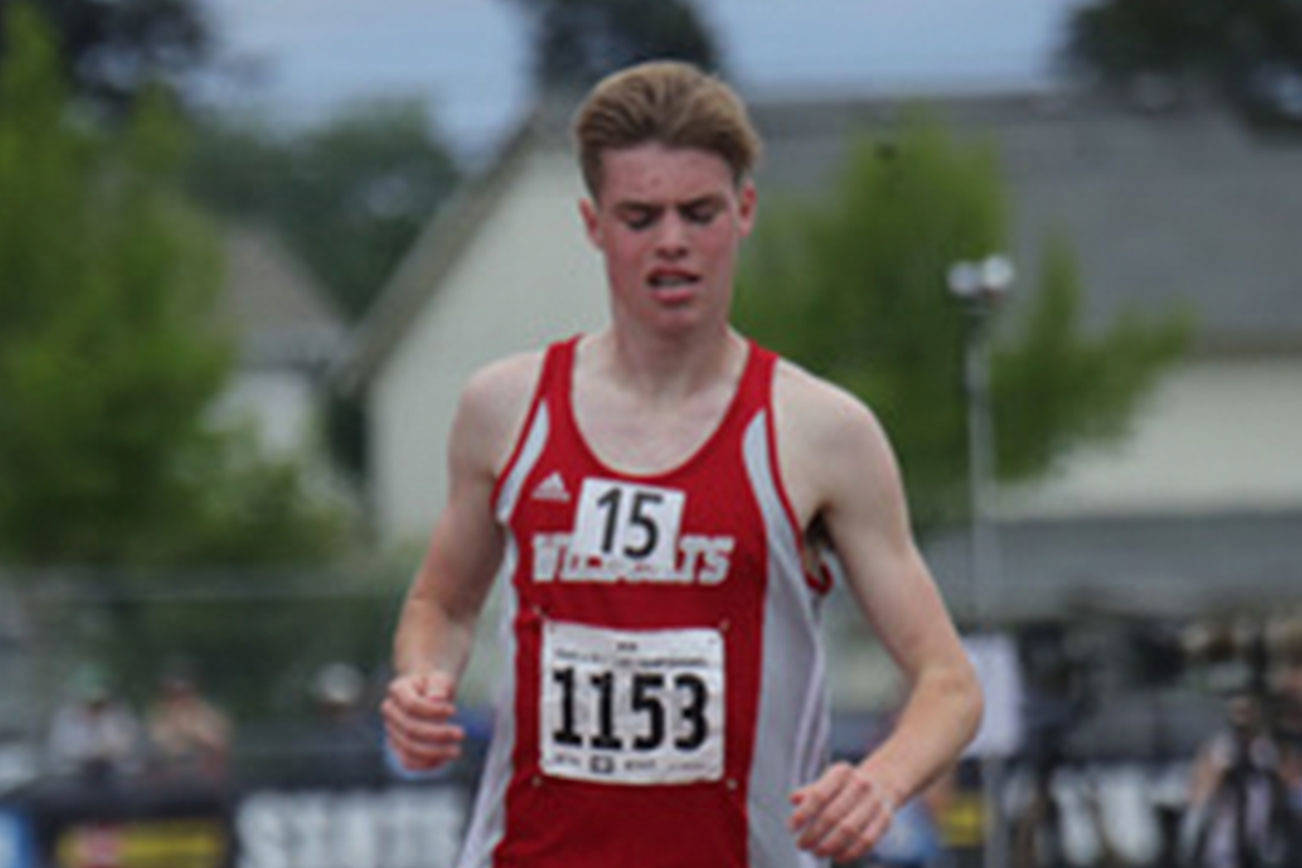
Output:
384 356 537 769
779 372 982 860
391 382 505 686
819 398 981 802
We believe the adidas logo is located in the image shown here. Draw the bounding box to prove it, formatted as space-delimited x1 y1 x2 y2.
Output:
531 471 570 502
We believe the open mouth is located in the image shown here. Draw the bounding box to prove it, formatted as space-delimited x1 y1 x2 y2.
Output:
648 271 700 290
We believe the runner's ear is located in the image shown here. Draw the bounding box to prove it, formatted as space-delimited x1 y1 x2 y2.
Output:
736 181 757 238
579 198 603 248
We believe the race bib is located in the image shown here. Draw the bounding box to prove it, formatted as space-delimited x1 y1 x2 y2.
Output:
570 478 686 570
539 620 724 785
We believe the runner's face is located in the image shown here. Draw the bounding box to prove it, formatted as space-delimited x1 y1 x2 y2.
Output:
580 143 756 333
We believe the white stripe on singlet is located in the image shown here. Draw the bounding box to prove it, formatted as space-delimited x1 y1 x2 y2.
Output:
457 401 551 867
741 410 830 868
494 402 551 524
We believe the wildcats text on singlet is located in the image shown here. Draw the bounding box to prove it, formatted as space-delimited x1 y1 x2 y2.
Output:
531 533 735 584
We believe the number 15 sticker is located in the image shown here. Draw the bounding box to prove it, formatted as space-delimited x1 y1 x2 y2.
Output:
570 478 686 570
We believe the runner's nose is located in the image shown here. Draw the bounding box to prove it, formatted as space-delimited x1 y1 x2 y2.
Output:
655 213 689 259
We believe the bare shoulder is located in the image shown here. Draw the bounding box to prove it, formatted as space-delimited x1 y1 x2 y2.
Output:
454 351 545 475
461 351 543 418
772 358 891 457
771 358 900 522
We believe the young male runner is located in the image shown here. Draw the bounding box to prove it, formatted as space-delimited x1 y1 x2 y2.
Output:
382 60 983 867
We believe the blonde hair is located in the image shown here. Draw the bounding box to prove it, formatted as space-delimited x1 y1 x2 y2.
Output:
572 60 762 198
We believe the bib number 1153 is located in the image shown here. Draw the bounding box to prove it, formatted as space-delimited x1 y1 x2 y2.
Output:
539 621 724 785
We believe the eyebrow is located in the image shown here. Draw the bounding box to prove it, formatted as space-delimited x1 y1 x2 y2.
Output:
613 195 725 214
679 195 725 212
613 202 661 216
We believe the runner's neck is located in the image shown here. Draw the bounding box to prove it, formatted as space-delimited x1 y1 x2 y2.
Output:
585 325 746 406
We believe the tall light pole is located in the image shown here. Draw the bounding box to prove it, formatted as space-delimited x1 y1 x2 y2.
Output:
948 253 1014 868
946 254 1014 625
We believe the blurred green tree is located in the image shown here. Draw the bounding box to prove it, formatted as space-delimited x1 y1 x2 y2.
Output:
735 118 1191 531
0 3 350 568
1064 0 1302 117
0 0 209 112
508 0 720 91
188 103 460 320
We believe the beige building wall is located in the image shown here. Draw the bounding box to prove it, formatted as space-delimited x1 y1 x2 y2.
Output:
213 370 322 456
371 150 607 544
1000 357 1302 518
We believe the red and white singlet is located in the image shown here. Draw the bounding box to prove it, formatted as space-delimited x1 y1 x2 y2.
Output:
457 336 833 867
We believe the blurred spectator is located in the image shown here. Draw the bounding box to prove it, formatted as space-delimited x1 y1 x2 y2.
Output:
315 660 365 711
145 663 232 783
309 661 384 784
1180 614 1302 866
0 725 38 794
46 664 141 782
1269 624 1302 818
1182 695 1294 866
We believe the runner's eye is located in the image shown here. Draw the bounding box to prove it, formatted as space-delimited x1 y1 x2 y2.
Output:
681 201 720 225
621 208 659 230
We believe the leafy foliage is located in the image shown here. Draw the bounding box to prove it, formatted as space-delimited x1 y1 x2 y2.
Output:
0 3 224 563
1065 0 1302 115
989 237 1189 484
188 102 460 320
736 117 1190 530
0 0 209 112
0 4 351 568
510 0 720 91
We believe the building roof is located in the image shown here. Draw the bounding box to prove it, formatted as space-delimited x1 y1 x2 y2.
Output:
340 87 1302 392
750 92 1302 352
332 114 547 394
217 225 346 369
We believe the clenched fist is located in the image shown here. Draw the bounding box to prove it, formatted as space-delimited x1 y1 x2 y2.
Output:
789 761 897 862
382 670 465 771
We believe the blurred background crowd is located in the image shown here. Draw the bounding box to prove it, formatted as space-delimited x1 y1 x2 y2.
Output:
2 0 1302 865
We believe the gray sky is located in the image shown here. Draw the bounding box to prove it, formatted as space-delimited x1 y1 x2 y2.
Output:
198 0 1087 162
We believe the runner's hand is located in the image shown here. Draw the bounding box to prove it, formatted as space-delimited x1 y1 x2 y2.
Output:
382 670 465 771
789 761 896 862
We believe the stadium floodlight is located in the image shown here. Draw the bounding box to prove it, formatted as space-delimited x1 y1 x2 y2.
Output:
948 250 1016 868
947 254 1015 303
